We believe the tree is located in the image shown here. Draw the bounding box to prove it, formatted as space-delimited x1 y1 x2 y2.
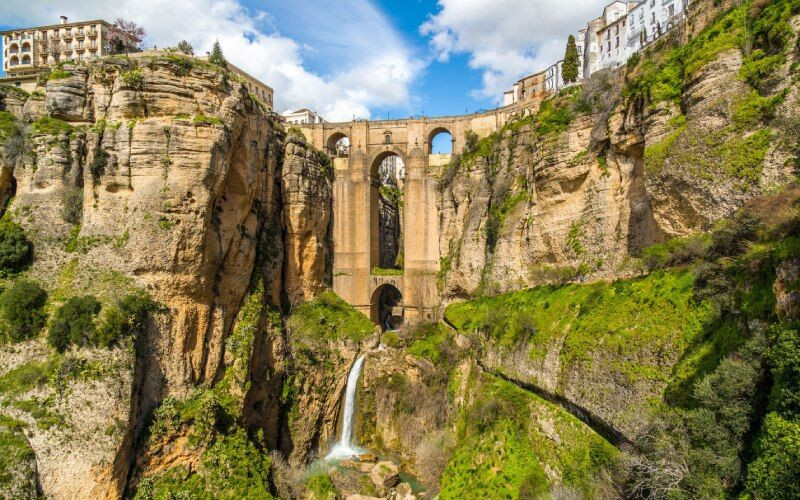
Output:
0 279 47 344
209 40 228 69
0 220 32 275
563 35 580 84
108 18 146 55
176 40 194 56
47 295 101 352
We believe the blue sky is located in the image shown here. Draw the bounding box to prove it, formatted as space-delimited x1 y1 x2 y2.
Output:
0 0 608 121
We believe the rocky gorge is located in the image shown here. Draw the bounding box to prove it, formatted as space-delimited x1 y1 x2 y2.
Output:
1 0 800 498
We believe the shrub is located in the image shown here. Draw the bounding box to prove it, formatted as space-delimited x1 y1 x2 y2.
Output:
0 111 16 139
47 295 101 352
94 291 156 347
0 280 47 343
746 413 800 499
121 68 144 89
0 220 32 274
47 70 73 81
30 117 73 136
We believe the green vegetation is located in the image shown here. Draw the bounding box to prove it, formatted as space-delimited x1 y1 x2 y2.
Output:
0 280 47 344
193 114 224 126
379 184 403 208
47 295 101 352
0 111 16 140
288 291 374 343
732 89 787 129
625 0 798 108
446 269 710 374
93 291 157 348
563 35 579 83
306 473 336 499
441 419 548 499
121 68 144 89
0 414 36 495
0 220 32 275
47 70 73 81
30 117 73 136
208 40 228 69
720 129 773 183
644 115 686 174
135 428 274 499
371 267 403 276
442 373 617 498
533 89 578 136
407 323 448 363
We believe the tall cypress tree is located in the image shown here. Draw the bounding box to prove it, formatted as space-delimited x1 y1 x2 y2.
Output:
563 35 580 83
209 40 228 69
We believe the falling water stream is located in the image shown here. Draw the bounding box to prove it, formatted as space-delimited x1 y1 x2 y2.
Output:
325 354 367 459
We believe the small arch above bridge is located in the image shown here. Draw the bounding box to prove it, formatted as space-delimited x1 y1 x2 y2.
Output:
427 127 454 154
326 131 350 157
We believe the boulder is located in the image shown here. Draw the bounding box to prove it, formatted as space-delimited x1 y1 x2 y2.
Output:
370 461 400 490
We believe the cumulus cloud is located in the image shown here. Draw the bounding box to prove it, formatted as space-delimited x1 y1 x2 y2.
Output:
420 0 607 100
0 0 423 121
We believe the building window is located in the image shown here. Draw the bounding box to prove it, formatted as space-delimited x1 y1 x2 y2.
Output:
669 4 675 16
384 133 392 144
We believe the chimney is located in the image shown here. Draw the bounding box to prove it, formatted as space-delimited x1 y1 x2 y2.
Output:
60 16 68 25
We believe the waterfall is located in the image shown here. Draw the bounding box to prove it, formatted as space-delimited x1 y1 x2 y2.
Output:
326 354 367 459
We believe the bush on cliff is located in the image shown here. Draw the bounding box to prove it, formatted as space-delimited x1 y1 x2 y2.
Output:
47 295 101 352
93 291 156 348
0 280 47 344
0 221 32 275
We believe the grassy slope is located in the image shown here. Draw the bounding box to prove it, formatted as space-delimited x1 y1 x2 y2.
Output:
441 371 617 499
446 269 714 388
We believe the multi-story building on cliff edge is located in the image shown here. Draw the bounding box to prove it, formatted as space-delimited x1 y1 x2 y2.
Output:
1 16 137 89
503 0 690 106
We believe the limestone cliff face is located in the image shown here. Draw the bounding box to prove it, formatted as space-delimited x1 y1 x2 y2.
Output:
0 55 333 497
436 8 798 298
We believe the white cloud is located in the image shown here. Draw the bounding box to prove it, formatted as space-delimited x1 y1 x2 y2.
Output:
0 0 424 121
420 0 607 101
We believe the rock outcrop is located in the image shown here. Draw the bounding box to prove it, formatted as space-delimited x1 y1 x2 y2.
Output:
435 3 798 298
0 54 334 497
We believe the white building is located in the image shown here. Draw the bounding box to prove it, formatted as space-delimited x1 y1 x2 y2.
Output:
281 108 324 125
545 60 564 94
502 0 690 105
596 0 689 72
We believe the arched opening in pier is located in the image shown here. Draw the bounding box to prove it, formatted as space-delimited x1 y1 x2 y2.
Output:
369 151 405 272
429 128 453 154
326 132 350 157
371 283 403 330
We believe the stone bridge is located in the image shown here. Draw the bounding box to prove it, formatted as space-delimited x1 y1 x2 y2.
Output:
298 105 530 323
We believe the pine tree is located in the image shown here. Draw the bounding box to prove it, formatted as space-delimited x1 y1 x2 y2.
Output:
563 35 580 84
209 40 228 69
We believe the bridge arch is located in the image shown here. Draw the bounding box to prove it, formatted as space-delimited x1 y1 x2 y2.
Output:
370 282 403 329
325 131 350 157
427 127 454 154
369 149 405 270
